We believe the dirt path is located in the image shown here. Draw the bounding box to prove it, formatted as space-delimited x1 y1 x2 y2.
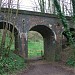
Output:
17 60 75 75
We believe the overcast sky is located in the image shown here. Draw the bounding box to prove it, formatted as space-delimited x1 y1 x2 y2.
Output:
1 0 38 11
15 0 71 10
18 0 39 10
1 0 71 12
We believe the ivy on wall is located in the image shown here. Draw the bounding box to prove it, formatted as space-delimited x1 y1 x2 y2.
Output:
53 0 75 66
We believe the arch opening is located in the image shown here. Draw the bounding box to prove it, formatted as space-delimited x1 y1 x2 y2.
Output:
29 25 56 60
28 31 44 58
0 21 19 51
0 21 18 35
0 29 15 50
62 28 75 49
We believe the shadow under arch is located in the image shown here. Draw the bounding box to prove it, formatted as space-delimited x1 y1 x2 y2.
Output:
62 28 75 48
29 25 56 61
0 21 19 50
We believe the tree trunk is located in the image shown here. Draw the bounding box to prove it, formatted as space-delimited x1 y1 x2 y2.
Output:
0 0 2 12
38 0 45 13
71 0 75 25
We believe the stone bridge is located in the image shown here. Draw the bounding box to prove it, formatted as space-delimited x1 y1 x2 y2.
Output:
0 8 74 61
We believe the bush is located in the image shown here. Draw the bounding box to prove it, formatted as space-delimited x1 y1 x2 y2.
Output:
0 50 25 75
66 57 75 66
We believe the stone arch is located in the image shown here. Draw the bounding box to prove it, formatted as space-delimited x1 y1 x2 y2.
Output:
62 28 75 48
0 21 19 50
29 25 56 61
70 28 75 40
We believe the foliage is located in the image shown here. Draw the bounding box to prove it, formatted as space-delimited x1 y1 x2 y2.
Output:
28 39 44 58
0 0 24 74
0 31 26 75
53 0 74 44
53 0 75 66
28 31 43 41
0 49 25 75
66 56 75 66
28 31 44 58
0 30 44 74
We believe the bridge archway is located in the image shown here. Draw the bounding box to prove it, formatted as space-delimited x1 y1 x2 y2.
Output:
28 31 44 58
62 28 75 49
29 25 56 61
0 21 19 50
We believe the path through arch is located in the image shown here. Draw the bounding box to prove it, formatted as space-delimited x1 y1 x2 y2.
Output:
29 25 56 61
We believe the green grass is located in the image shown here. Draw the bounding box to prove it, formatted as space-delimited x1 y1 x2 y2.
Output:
0 51 26 75
0 32 15 50
0 32 26 75
28 40 44 58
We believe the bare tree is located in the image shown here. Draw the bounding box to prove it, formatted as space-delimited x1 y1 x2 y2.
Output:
1 0 11 48
48 0 50 9
32 0 55 14
71 0 75 25
38 0 46 13
1 0 19 50
0 0 2 11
